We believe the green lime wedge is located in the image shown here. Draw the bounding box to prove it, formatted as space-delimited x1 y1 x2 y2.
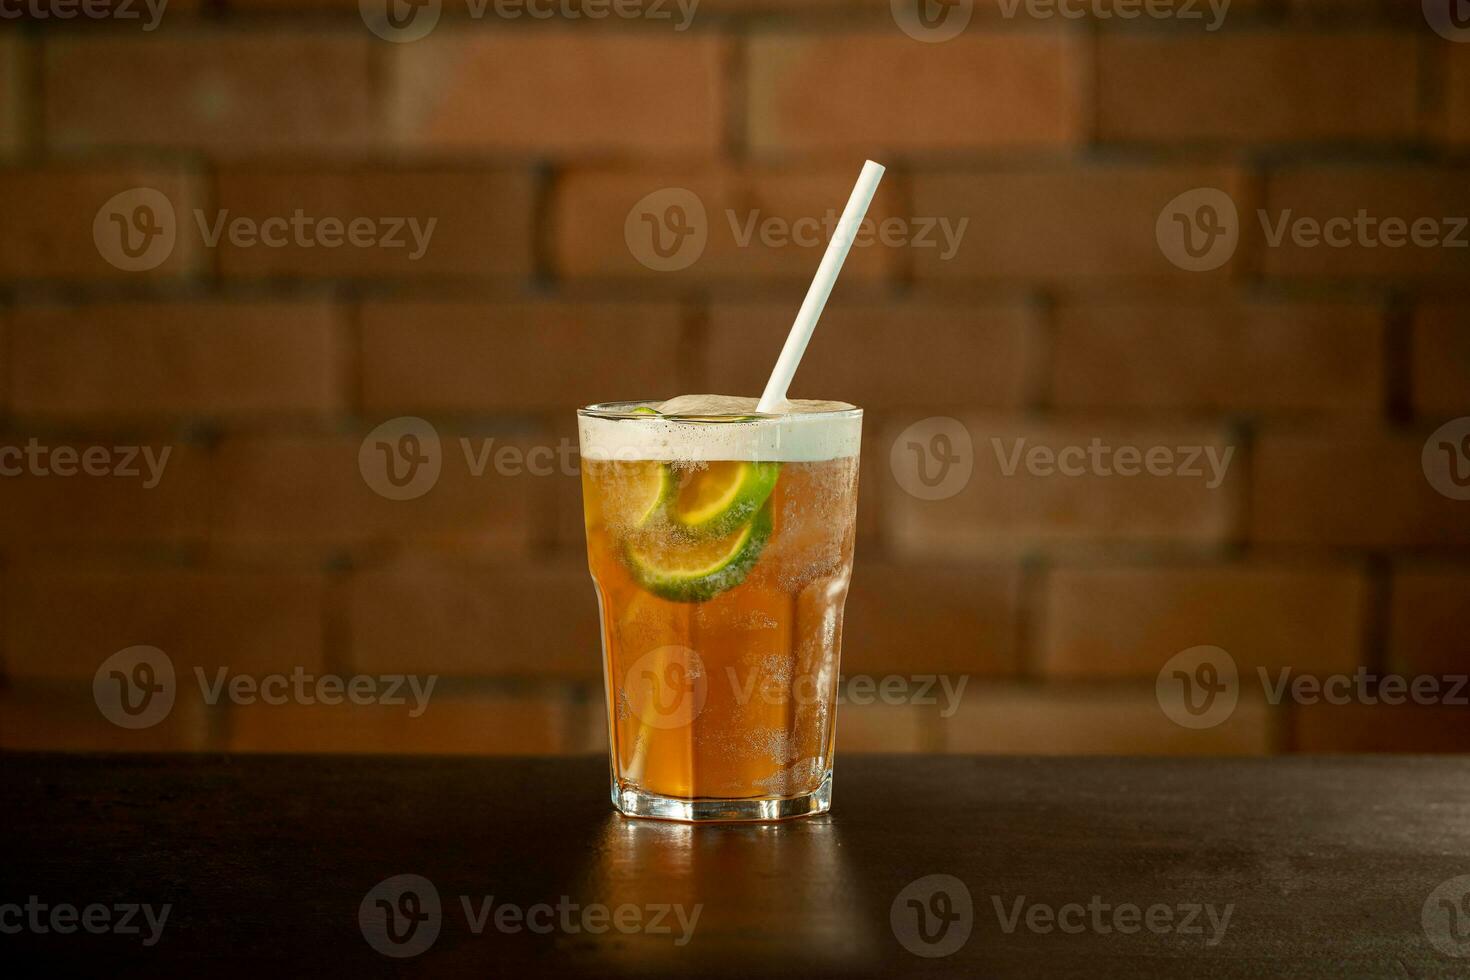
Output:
669 460 780 539
631 406 660 415
624 504 773 603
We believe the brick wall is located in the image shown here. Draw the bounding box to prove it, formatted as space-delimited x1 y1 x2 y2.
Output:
1 0 1467 756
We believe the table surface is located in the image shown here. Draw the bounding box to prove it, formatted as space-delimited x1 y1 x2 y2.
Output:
5 753 1470 978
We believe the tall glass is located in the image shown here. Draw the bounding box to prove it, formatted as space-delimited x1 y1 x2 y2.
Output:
578 402 862 821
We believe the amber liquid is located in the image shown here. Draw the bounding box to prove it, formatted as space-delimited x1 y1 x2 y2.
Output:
583 456 859 802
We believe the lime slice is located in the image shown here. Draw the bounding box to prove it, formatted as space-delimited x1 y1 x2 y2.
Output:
624 504 773 603
602 461 676 529
670 460 780 539
631 406 660 415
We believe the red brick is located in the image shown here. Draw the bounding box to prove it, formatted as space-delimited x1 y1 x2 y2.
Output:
226 691 574 754
885 416 1242 558
553 167 904 282
1039 564 1367 680
0 36 24 156
209 433 539 558
1259 166 1470 282
842 561 1021 677
0 169 203 280
939 685 1275 755
1411 303 1470 418
1293 703 1470 752
0 687 210 752
0 438 209 547
911 165 1251 284
213 168 534 280
705 300 1037 411
1251 429 1470 550
345 560 602 680
45 34 375 153
361 300 685 413
748 31 1083 154
1098 32 1417 143
1053 299 1385 416
4 564 326 680
388 33 724 156
10 301 344 421
1387 565 1470 677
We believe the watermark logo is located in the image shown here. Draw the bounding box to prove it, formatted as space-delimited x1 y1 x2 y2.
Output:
96 187 437 271
1156 645 1239 730
0 0 168 31
890 417 974 501
992 0 1229 29
1424 876 1470 957
1157 188 1238 272
93 646 176 730
727 668 970 717
1425 0 1470 42
360 419 585 499
360 874 700 956
993 895 1232 945
361 0 696 40
624 645 707 730
891 0 973 43
360 874 442 958
626 188 708 272
360 0 441 42
95 647 438 729
0 898 171 946
993 437 1234 489
360 417 443 501
1424 418 1470 502
892 874 973 957
0 439 172 487
624 187 964 271
1163 187 1469 272
94 188 177 272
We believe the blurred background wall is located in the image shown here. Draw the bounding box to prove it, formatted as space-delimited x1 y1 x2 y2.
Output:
0 0 1467 756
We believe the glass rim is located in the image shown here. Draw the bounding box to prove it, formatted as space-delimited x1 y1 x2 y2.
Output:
578 399 862 423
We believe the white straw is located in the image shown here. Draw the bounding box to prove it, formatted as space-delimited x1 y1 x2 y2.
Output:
756 160 885 414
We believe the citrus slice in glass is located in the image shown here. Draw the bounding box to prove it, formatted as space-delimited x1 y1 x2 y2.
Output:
624 504 773 603
670 460 780 539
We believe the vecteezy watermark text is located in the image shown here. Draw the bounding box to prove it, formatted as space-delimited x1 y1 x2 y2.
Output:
624 187 967 272
0 439 171 488
0 0 168 29
995 0 1229 29
93 187 437 272
359 0 698 44
93 646 437 730
1157 646 1470 730
889 874 1233 958
992 895 1233 946
0 898 171 946
359 417 582 501
359 874 700 958
1158 186 1468 272
992 437 1234 489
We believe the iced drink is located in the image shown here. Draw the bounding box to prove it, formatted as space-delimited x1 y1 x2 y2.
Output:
578 395 862 821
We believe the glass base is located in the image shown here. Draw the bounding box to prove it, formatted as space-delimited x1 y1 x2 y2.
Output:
612 770 832 823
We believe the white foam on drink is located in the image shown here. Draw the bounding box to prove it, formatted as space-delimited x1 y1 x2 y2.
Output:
579 394 861 463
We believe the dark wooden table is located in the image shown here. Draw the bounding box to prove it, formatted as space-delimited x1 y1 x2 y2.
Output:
5 753 1470 977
